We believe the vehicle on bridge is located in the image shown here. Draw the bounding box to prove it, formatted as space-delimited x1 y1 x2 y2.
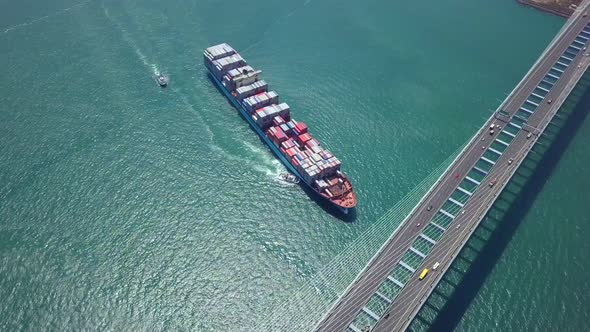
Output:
433 262 440 270
419 268 429 280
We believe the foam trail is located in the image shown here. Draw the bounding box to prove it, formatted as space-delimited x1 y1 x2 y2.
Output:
1 0 91 35
210 144 248 164
173 89 214 142
151 63 160 76
211 143 285 177
102 4 159 77
243 141 272 162
243 141 287 177
243 0 311 53
270 159 287 178
171 89 275 175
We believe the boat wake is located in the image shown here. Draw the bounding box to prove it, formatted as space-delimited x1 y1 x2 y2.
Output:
242 0 314 52
175 92 214 139
210 144 248 165
176 93 285 179
1 0 91 35
243 142 286 177
102 4 160 78
210 139 286 179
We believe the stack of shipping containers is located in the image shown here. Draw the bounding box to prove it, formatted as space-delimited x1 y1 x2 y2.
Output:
204 43 343 195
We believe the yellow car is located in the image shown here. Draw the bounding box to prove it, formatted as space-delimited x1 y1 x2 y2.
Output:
419 268 429 280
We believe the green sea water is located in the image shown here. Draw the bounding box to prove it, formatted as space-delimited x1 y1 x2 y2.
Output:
0 0 588 331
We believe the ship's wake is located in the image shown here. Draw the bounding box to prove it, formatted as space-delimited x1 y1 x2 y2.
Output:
177 92 213 135
102 4 160 78
243 141 286 178
1 0 91 35
210 139 287 180
242 0 314 53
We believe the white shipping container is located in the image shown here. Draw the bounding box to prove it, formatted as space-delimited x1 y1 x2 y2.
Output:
212 54 246 79
204 43 236 61
244 91 279 113
236 80 268 100
254 103 291 128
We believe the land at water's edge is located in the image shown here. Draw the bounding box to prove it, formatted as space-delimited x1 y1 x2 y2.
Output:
518 0 580 17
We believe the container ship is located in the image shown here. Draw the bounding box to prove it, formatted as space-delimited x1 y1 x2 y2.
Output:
203 43 357 213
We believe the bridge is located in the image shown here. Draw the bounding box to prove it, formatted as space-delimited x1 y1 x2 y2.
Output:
314 2 590 331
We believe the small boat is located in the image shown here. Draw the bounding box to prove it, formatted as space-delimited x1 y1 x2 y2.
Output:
157 74 168 87
278 173 300 184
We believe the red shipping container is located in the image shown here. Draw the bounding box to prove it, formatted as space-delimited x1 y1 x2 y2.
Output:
274 127 287 141
286 148 297 157
291 158 299 167
297 132 312 145
295 122 308 134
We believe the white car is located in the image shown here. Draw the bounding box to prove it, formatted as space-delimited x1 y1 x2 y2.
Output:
433 262 440 270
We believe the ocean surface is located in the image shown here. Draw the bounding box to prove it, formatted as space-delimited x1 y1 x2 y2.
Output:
0 0 588 331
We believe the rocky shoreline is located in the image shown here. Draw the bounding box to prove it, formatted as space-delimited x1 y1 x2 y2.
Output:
517 0 580 17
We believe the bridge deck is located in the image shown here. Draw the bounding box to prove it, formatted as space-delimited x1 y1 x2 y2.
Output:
314 2 590 331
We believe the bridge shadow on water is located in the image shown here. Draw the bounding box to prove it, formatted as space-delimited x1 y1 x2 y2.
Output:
207 74 357 222
407 76 590 331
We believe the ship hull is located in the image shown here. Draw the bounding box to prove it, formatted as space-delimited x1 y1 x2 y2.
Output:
208 72 351 212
